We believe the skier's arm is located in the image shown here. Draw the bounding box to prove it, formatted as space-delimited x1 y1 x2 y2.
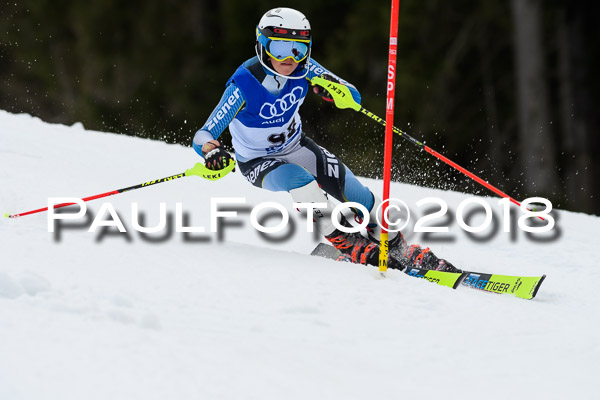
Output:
306 59 361 105
192 83 245 158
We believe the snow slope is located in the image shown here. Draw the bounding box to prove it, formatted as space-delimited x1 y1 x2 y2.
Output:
0 110 598 400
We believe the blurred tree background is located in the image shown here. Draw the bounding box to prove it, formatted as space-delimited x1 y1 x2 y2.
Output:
1 0 598 214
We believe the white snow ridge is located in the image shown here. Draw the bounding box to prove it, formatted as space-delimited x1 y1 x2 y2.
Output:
0 109 598 400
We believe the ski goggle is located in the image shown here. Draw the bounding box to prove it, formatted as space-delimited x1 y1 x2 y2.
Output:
257 30 310 63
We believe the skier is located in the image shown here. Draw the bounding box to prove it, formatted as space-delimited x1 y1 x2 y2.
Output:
192 7 459 272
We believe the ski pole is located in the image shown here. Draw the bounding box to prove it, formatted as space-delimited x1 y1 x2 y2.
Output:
310 76 533 211
357 108 527 207
4 160 235 219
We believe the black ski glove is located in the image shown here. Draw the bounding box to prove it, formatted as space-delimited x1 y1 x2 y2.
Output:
201 140 234 171
312 73 340 103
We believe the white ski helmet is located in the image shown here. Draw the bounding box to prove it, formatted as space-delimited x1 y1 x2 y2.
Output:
255 7 312 79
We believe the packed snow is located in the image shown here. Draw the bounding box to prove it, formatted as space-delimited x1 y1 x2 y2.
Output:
0 109 598 400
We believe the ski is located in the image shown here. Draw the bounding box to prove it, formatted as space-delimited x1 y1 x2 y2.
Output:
311 243 546 300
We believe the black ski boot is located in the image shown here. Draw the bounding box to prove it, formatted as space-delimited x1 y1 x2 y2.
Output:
367 229 410 265
326 219 405 270
384 232 409 262
401 244 462 273
326 227 379 266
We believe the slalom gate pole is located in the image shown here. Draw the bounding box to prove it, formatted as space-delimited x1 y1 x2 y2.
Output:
378 0 401 274
4 160 235 219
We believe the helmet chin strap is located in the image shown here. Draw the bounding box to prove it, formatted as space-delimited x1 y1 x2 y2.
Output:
255 43 309 80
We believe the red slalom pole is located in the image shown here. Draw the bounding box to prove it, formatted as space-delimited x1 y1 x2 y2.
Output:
379 0 400 274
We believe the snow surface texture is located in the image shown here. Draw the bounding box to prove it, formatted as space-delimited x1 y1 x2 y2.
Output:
0 109 598 400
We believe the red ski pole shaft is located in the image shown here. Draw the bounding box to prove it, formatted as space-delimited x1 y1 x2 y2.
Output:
310 72 543 219
5 159 237 219
423 146 522 207
358 107 542 217
5 172 187 219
